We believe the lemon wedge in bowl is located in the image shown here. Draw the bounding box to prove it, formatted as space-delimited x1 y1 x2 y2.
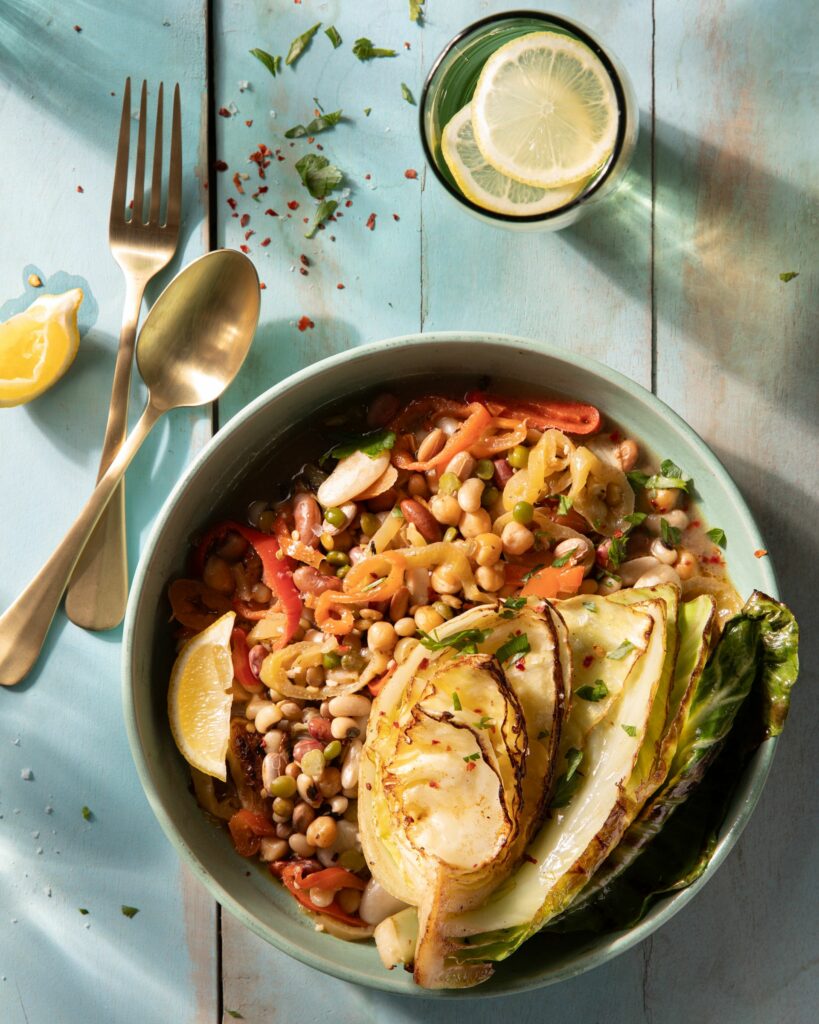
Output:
168 611 236 781
442 104 582 216
0 288 83 407
471 31 619 190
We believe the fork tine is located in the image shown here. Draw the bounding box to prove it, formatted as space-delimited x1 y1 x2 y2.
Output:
109 77 132 225
165 83 182 229
132 80 148 222
148 82 164 224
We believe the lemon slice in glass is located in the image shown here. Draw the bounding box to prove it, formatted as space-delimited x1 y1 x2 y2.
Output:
442 104 582 216
472 31 619 189
0 288 83 407
168 611 236 780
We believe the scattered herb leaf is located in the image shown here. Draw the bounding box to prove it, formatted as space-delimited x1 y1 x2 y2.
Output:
121 905 140 918
294 153 344 199
551 550 574 568
391 506 404 519
607 536 628 568
286 23 321 66
499 596 526 619
660 518 682 547
608 639 636 661
557 494 574 517
779 271 799 282
463 752 480 763
285 110 343 139
419 628 491 655
521 563 546 583
582 600 598 613
226 1013 245 1021
646 458 691 493
452 692 462 711
475 715 494 730
409 0 425 22
627 470 650 490
324 26 342 49
78 908 89 915
81 805 92 821
623 512 647 529
576 679 609 702
249 48 281 78
330 428 395 460
551 748 584 808
621 723 638 737
364 107 372 116
401 82 416 105
706 527 727 548
353 37 397 60
496 633 530 664
305 198 337 239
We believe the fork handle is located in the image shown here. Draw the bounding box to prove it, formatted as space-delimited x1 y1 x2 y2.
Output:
0 403 162 686
64 276 146 630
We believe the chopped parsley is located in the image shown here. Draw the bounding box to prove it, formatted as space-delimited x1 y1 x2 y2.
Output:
779 271 799 282
286 23 321 66
295 154 343 199
582 600 598 613
500 596 526 618
646 458 692 493
475 715 494 730
390 505 404 518
551 549 575 568
364 107 372 116
330 428 395 460
249 48 281 78
660 518 682 547
557 494 574 517
452 692 462 711
419 627 491 655
81 805 92 821
706 527 727 548
78 908 89 915
305 198 337 239
352 37 397 60
520 563 546 583
495 633 530 664
324 26 342 48
627 470 650 490
550 748 584 809
607 639 636 660
401 82 416 105
409 0 425 21
623 512 647 529
226 1013 245 1021
121 905 140 918
621 724 638 737
537 728 550 740
576 679 609 702
607 535 628 568
285 109 343 139
463 752 480 763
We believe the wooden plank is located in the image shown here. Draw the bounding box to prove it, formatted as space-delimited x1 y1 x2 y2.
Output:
646 0 819 1020
0 3 217 1022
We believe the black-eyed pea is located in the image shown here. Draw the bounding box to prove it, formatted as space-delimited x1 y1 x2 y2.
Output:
328 694 372 718
330 716 361 740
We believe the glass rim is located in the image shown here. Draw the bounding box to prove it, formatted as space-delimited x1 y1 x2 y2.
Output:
418 9 631 224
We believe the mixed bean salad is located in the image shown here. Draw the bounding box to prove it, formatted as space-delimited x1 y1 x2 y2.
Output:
167 387 740 938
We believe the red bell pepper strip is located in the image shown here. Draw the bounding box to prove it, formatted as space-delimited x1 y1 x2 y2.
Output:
274 862 369 926
231 628 263 691
466 391 601 435
228 810 276 857
194 520 302 649
520 565 585 599
291 866 368 892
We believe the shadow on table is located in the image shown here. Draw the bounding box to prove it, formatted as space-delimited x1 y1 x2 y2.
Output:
563 116 818 430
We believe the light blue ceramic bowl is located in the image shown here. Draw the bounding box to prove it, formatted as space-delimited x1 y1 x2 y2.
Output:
122 332 778 996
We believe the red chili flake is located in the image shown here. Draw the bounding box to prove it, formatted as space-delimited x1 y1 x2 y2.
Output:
231 212 238 218
287 200 300 210
365 213 376 231
300 255 310 266
345 200 352 208
307 136 315 144
582 654 594 668
689 519 701 529
203 181 209 190
515 659 526 671
227 197 237 210
393 213 400 221
252 186 269 198
297 316 315 332
523 854 538 865
404 41 411 50
244 230 254 240
245 119 253 127
364 173 371 181
232 172 245 195
754 549 768 559
277 155 285 162
218 107 231 118
428 781 440 789
299 267 308 276
404 169 418 179
265 208 278 217
302 217 309 224
260 237 271 247
240 244 250 253
613 529 624 539
465 762 477 773
336 283 345 290
609 429 623 443
73 25 82 33
419 658 429 670
329 235 336 242
260 283 267 290
431 739 440 745
240 213 250 227
214 160 228 172
316 143 324 151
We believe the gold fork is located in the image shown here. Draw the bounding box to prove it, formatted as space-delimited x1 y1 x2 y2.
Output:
65 78 182 630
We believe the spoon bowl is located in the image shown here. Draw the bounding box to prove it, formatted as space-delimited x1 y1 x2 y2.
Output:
139 249 260 410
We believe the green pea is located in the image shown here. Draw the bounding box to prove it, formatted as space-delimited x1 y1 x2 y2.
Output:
513 501 535 524
475 459 495 480
272 797 294 818
327 550 350 567
338 849 366 871
432 601 454 620
507 445 529 469
323 740 342 761
481 485 500 508
360 512 380 536
341 652 365 672
324 506 347 528
322 651 342 670
438 472 461 495
336 564 350 579
443 526 458 543
267 774 297 799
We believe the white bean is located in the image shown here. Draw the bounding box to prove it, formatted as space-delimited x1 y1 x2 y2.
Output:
340 738 362 791
619 556 661 585
634 564 681 588
645 510 690 535
259 837 289 862
245 696 271 721
328 694 372 718
650 537 679 564
262 729 285 753
359 879 409 925
255 703 283 732
331 716 361 740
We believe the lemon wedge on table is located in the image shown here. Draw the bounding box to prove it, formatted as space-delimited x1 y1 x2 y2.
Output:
471 32 619 189
168 611 236 781
442 104 582 216
0 288 83 407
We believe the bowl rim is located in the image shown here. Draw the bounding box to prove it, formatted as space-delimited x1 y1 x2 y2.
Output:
418 10 630 224
122 330 779 997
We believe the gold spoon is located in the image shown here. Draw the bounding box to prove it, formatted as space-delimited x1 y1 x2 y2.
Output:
0 249 260 686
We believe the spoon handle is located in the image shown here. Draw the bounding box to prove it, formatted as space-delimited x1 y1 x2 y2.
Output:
0 403 162 686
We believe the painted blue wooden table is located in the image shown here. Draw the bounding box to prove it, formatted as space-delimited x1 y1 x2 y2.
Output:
1 2 816 1022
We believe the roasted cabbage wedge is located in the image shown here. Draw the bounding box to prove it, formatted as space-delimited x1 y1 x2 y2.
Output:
359 601 570 988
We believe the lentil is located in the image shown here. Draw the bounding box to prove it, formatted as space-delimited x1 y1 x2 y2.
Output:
323 740 342 761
